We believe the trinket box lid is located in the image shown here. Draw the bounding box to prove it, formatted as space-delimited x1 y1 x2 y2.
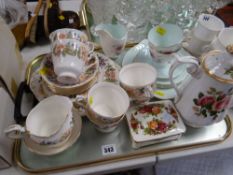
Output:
126 100 186 143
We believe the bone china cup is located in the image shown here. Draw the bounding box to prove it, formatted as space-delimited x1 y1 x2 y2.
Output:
5 95 73 145
49 28 94 52
211 28 233 51
75 82 130 133
51 39 91 85
119 63 157 103
193 13 224 42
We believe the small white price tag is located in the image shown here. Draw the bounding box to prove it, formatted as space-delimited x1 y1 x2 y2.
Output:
69 18 74 24
101 144 117 156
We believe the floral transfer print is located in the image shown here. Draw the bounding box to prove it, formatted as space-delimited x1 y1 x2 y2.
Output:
39 118 74 145
224 66 233 79
121 84 153 102
97 53 108 68
130 104 177 135
193 87 233 120
52 42 89 61
104 64 117 82
96 53 119 83
53 31 87 42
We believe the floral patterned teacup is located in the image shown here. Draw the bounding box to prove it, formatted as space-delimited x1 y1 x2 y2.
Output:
75 82 130 133
119 63 157 103
51 39 92 85
4 96 74 145
49 28 94 52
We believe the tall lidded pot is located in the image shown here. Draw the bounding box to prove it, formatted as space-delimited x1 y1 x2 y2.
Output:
169 50 233 127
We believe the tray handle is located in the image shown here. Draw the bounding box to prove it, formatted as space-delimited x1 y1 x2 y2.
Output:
14 81 38 124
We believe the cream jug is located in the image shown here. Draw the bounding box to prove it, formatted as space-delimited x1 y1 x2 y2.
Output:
169 50 233 127
95 23 127 59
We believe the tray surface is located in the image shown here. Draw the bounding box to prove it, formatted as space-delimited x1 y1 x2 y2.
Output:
14 116 231 174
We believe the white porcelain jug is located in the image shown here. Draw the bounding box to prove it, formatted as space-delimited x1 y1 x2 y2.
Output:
169 50 233 127
95 23 127 59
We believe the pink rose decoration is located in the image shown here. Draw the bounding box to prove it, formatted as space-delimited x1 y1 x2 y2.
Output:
213 96 230 112
193 87 233 119
197 96 215 106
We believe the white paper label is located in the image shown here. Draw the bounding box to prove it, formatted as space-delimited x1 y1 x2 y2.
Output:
101 144 117 156
69 18 74 24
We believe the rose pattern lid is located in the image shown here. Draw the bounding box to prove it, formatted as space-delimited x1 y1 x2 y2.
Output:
126 100 186 143
202 50 233 84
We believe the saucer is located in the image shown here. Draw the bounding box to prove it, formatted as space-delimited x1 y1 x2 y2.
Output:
39 53 99 95
24 108 82 156
126 100 186 147
122 39 191 88
29 52 121 101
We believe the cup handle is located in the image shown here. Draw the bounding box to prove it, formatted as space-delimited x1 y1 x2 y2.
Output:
73 95 87 115
4 124 26 139
169 54 199 103
133 85 155 103
144 85 155 99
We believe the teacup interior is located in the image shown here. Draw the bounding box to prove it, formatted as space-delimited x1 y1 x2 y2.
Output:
119 63 156 87
26 96 72 137
89 83 129 118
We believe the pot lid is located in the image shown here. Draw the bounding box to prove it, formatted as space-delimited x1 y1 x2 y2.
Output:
201 50 233 84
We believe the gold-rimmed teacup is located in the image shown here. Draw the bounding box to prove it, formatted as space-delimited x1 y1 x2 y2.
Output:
119 63 157 103
40 53 99 96
4 95 74 145
75 82 130 133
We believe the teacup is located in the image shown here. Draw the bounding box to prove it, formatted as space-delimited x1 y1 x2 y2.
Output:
210 27 233 51
49 28 94 52
4 95 73 145
148 23 183 58
183 33 211 56
185 27 233 56
51 39 91 84
75 82 130 133
193 13 224 42
119 63 157 103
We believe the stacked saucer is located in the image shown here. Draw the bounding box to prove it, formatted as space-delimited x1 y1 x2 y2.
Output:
30 52 120 101
5 96 82 155
39 28 99 96
24 108 82 156
39 53 99 96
